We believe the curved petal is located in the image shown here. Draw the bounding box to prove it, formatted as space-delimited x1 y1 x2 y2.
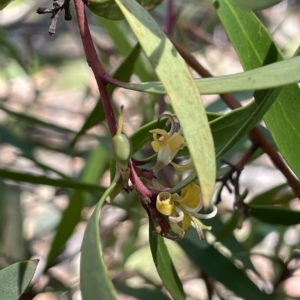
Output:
169 206 184 222
171 160 194 171
169 220 185 234
156 192 174 216
193 206 218 219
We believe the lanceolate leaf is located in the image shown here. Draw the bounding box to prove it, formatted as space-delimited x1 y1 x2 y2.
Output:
149 221 185 300
0 168 106 193
210 100 256 148
179 238 273 300
80 179 120 300
114 0 216 206
45 146 109 271
213 0 300 179
248 205 300 225
0 260 39 299
122 56 300 95
216 88 281 158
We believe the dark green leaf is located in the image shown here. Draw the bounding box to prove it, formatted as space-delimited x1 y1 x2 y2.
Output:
235 0 283 10
216 88 281 158
210 100 256 148
179 238 272 300
0 168 106 193
248 205 300 225
249 183 290 205
149 221 185 300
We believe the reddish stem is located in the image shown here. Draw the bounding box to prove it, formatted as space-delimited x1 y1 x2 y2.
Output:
129 160 153 199
73 0 117 136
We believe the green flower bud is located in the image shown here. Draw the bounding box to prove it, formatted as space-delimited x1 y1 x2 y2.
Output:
111 133 132 169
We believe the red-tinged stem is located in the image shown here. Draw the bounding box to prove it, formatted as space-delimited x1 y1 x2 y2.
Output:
73 0 117 136
129 160 153 200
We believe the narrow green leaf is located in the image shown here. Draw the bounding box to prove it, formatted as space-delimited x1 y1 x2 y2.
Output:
149 221 185 300
248 205 300 225
107 43 141 96
210 100 256 148
235 0 283 10
214 0 300 179
115 0 215 205
122 56 300 95
0 260 39 298
45 146 109 270
249 183 289 205
179 238 273 300
80 180 120 300
216 88 281 158
0 168 106 193
0 106 77 134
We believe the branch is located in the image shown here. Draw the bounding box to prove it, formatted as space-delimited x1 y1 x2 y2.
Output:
73 0 117 136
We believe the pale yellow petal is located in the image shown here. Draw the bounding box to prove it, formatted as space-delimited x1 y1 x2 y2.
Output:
167 132 186 151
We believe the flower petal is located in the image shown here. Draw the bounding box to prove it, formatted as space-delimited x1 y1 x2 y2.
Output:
156 192 174 216
193 206 218 219
151 141 160 152
171 160 193 171
167 132 186 152
177 183 202 210
169 220 185 234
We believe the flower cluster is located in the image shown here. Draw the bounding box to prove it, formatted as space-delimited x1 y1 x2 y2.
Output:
150 115 217 239
156 183 217 239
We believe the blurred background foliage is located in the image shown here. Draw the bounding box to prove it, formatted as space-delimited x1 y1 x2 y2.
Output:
0 0 300 299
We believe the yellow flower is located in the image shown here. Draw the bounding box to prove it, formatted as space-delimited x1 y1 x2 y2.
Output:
156 183 217 239
150 128 186 173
